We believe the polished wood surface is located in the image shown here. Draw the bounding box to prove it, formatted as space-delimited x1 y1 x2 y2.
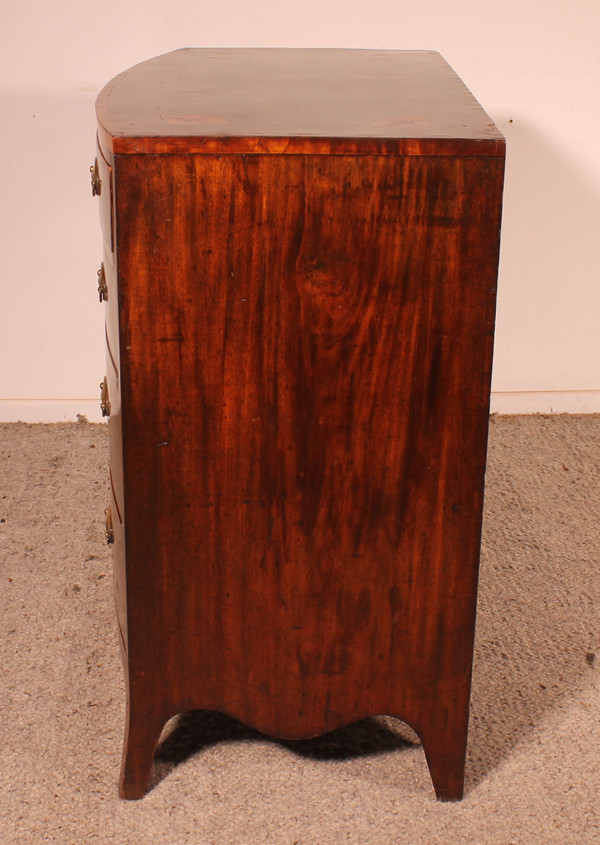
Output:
95 49 505 802
96 48 504 157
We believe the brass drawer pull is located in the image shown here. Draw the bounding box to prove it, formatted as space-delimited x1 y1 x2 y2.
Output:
100 378 111 417
97 263 108 302
90 159 102 196
104 506 115 545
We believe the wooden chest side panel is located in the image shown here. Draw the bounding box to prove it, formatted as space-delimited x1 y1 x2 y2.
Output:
114 152 503 737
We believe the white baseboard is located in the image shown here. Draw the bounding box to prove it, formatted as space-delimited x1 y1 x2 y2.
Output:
490 391 600 414
1 392 599 423
0 400 105 424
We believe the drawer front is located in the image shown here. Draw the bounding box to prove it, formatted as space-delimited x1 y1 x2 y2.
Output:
108 483 127 657
104 350 126 656
95 141 114 253
102 249 120 378
104 339 124 511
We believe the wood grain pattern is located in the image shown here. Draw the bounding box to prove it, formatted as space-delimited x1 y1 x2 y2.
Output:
101 133 505 159
107 149 504 800
96 48 504 158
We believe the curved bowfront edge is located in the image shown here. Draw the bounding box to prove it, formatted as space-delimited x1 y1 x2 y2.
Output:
95 47 505 159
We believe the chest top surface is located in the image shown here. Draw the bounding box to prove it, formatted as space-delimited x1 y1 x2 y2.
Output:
96 48 504 157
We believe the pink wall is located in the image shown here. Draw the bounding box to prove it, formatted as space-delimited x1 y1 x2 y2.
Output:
1 0 599 419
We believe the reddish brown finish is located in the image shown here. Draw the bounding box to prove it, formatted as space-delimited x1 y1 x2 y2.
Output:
100 130 505 159
96 48 504 159
95 49 505 802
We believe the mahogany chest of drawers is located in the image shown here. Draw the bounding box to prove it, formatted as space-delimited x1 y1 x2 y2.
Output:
93 48 505 800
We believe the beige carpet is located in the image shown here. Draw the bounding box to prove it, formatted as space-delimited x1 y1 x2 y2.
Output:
1 416 599 844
